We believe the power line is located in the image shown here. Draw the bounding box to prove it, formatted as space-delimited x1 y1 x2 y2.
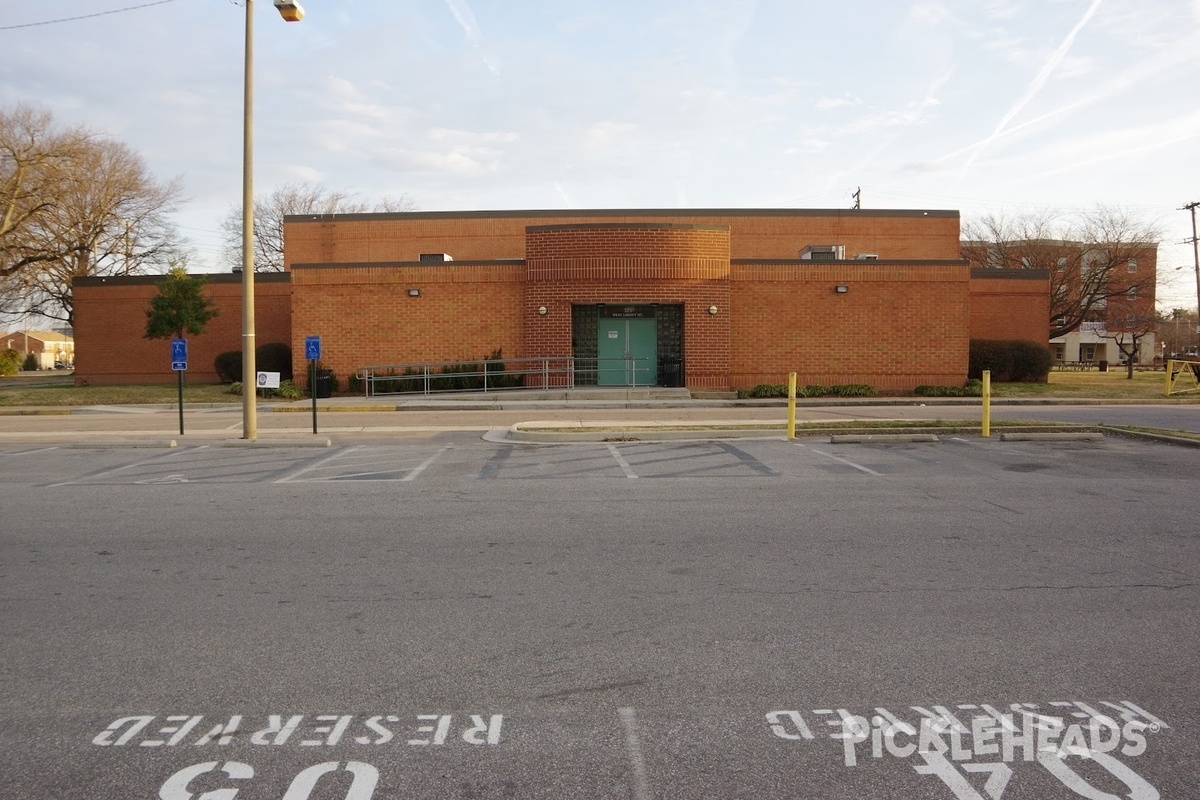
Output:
0 0 183 31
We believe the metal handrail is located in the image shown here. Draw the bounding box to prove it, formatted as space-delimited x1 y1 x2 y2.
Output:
355 356 662 397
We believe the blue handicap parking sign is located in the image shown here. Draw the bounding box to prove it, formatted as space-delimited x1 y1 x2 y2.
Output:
305 335 321 360
171 338 187 367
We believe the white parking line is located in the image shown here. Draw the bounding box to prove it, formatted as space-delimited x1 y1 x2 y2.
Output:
618 707 652 800
402 446 451 482
805 446 882 476
0 446 59 457
47 449 188 487
275 446 363 483
607 444 639 479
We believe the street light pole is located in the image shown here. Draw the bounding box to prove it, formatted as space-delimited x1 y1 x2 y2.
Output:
1187 202 1200 353
241 0 257 439
241 0 303 440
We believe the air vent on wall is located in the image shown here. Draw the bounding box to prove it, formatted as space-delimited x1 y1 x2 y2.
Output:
799 244 845 261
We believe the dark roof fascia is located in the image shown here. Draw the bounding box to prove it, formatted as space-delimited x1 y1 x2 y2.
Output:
734 259 970 266
970 268 1052 279
284 208 961 224
290 260 524 270
526 222 731 233
74 272 292 287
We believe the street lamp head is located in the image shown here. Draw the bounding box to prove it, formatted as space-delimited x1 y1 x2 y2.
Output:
274 0 304 22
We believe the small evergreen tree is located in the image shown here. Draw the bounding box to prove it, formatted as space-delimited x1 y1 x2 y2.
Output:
144 266 218 340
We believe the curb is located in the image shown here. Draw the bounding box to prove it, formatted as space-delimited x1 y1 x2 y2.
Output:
221 438 332 448
830 433 940 444
68 439 178 449
998 432 1105 442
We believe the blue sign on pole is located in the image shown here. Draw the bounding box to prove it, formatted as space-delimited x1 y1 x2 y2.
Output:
305 335 322 361
171 338 187 371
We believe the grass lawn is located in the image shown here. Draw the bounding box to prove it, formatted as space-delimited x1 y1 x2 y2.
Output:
0 378 241 407
994 368 1196 400
1 367 1197 406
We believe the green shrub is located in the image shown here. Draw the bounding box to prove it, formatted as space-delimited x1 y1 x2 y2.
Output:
214 350 242 383
915 380 983 397
226 379 303 399
256 342 292 380
22 352 38 371
736 382 876 399
1009 340 1052 382
827 383 876 397
275 380 303 400
0 348 20 376
969 339 1051 383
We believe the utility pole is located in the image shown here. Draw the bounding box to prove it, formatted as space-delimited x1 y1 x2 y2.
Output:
852 187 861 210
1184 201 1200 352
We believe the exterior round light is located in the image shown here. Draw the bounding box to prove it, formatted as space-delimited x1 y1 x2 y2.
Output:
537 306 548 316
708 305 718 315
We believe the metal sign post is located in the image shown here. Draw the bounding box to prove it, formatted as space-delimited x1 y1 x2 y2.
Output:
171 338 188 435
305 335 321 434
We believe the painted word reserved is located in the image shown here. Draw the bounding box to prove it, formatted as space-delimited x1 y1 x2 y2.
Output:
93 713 503 748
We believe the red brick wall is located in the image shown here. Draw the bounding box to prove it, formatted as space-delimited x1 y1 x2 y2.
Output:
730 262 971 392
969 273 1050 341
285 209 962 266
289 263 525 383
523 224 732 389
72 274 291 385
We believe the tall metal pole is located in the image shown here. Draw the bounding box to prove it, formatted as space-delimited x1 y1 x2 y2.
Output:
1187 202 1200 353
241 0 257 439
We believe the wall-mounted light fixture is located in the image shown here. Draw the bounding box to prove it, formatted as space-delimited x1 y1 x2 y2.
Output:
407 288 421 297
835 285 849 294
708 305 718 315
537 306 548 316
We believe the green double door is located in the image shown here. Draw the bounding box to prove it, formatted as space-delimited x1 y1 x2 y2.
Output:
598 311 657 386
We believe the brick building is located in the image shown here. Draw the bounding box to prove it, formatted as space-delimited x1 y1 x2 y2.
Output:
962 237 1158 366
73 208 1050 391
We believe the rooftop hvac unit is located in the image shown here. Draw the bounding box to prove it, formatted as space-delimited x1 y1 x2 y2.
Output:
419 253 453 263
799 244 845 261
854 253 879 261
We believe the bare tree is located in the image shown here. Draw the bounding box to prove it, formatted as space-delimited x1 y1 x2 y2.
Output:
1158 307 1199 358
2 105 182 327
961 207 1161 339
1 105 90 292
18 138 183 327
1103 289 1157 378
220 182 417 272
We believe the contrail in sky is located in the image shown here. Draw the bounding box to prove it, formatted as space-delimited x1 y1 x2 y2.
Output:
962 0 1102 174
444 0 500 74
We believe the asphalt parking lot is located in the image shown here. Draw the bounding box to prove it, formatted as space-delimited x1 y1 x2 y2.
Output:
2 429 1197 798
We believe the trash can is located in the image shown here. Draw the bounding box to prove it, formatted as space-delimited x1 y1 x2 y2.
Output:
660 358 682 388
312 369 333 398
1098 360 1108 373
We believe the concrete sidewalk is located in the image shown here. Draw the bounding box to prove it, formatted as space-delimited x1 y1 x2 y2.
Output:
0 388 1196 446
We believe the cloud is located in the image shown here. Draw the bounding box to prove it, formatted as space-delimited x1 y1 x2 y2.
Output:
582 121 640 153
816 93 863 110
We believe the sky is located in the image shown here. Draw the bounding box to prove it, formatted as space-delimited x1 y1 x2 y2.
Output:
3 0 1200 308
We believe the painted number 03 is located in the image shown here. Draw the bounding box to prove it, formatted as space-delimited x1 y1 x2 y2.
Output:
160 761 377 800
914 751 1159 800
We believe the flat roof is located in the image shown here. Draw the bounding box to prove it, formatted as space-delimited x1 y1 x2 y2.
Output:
284 207 960 224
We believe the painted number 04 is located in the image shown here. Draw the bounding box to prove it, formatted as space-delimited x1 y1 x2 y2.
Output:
160 761 377 800
914 751 1159 800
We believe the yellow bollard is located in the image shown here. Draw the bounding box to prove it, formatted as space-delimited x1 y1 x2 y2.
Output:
787 372 797 440
1164 359 1173 397
982 370 991 438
